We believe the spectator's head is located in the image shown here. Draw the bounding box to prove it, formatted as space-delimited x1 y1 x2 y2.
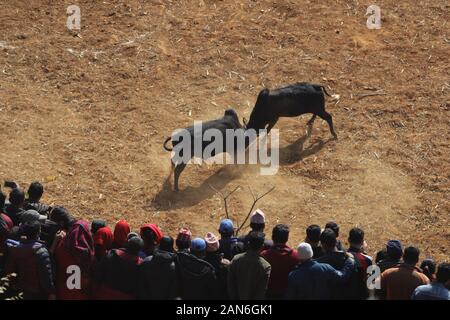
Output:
306 224 321 246
218 219 234 238
176 227 192 251
297 242 314 263
403 246 420 266
205 232 220 253
436 263 450 288
247 231 265 252
127 232 139 240
140 224 163 254
27 181 44 202
249 209 265 232
272 224 289 245
320 228 337 252
325 221 339 238
125 235 144 256
113 220 130 248
348 227 365 247
9 188 25 208
21 220 41 240
49 206 74 230
190 238 207 258
375 249 388 263
420 259 437 281
20 209 46 224
386 240 403 260
91 219 107 235
159 236 174 253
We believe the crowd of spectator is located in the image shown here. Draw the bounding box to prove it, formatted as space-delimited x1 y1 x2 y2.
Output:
0 181 449 300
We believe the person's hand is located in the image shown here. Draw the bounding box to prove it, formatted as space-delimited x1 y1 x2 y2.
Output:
363 241 368 252
54 230 66 242
345 252 355 261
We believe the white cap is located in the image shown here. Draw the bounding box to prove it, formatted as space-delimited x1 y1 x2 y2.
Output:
297 242 314 260
250 209 265 224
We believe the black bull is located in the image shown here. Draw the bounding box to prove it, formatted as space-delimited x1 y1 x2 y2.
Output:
163 109 247 191
243 82 337 138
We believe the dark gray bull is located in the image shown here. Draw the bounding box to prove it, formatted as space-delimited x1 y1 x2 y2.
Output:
243 82 337 138
163 109 244 191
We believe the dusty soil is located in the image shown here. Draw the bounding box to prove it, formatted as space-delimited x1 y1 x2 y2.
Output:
0 0 448 260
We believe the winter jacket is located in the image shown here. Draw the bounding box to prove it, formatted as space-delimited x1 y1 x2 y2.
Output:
347 246 373 300
380 263 430 300
219 237 244 261
286 258 355 300
175 251 218 300
138 249 177 300
5 239 54 299
228 250 271 300
93 249 143 300
261 244 300 299
315 250 351 299
205 251 230 299
4 205 24 226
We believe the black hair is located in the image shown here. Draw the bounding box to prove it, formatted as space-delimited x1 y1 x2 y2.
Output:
403 246 420 265
320 228 337 249
248 231 265 251
49 206 75 230
375 249 388 263
176 238 190 250
420 259 436 280
141 228 156 244
91 220 107 234
348 227 364 245
27 181 44 201
272 224 289 244
160 236 174 253
126 236 144 255
21 220 41 239
436 263 450 284
250 222 265 232
9 188 25 206
306 224 321 243
325 221 339 237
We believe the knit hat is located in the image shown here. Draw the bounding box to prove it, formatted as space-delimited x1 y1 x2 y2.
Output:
250 209 265 224
297 242 314 260
386 240 402 259
219 219 234 233
177 227 192 243
204 232 220 252
140 223 163 244
191 238 206 252
20 209 46 224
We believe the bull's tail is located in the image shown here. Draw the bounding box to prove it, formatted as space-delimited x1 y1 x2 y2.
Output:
163 136 173 151
311 84 332 97
255 88 270 108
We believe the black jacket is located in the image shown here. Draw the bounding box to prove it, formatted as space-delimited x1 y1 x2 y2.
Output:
175 251 218 300
315 251 352 299
205 251 230 299
138 249 177 300
5 239 54 299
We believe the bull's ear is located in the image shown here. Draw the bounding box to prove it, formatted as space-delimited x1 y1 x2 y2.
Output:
243 117 248 128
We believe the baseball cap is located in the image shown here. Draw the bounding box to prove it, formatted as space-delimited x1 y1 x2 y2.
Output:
191 238 206 252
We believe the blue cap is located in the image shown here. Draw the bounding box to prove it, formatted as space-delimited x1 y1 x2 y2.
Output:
191 238 206 251
219 219 234 233
386 240 402 258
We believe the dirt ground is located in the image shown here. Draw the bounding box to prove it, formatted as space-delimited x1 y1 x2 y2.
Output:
0 0 448 261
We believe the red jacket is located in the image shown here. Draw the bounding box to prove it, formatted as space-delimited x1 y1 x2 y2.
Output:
261 244 300 298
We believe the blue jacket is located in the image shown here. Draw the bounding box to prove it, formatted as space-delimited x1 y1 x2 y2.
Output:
411 282 450 300
286 259 355 300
